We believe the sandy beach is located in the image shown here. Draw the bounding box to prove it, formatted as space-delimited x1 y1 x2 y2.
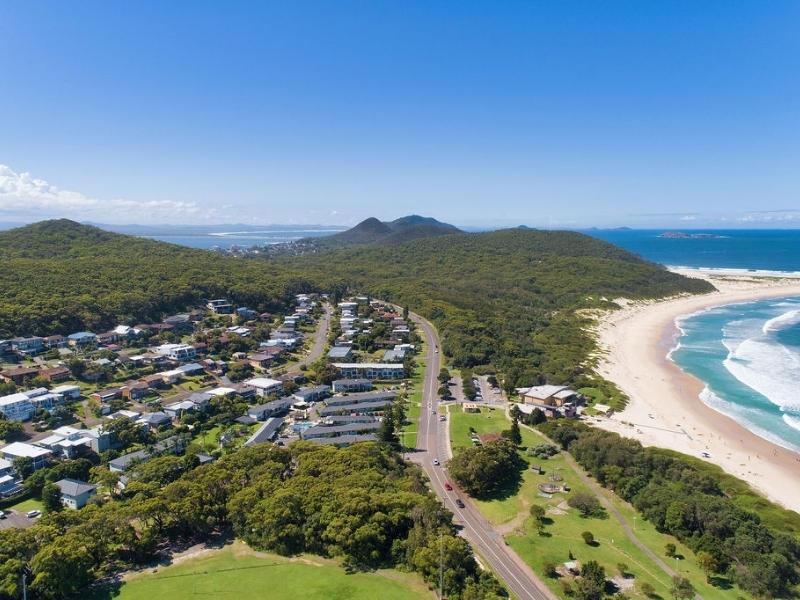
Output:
592 268 800 514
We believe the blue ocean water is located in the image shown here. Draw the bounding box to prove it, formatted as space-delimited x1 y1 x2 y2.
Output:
585 229 800 272
671 298 800 452
582 228 800 452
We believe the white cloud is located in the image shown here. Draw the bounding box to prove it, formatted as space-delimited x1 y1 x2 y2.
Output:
0 164 217 223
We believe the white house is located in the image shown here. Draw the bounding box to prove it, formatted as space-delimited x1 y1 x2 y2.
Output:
245 377 284 397
0 393 35 422
55 478 97 509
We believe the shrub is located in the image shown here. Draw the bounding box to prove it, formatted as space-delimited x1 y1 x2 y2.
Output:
581 531 595 545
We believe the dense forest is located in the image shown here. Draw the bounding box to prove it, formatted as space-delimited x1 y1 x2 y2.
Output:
0 220 712 391
281 228 713 388
0 220 311 337
0 443 502 600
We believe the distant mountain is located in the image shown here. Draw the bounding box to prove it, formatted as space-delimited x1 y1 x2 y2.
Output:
307 215 461 247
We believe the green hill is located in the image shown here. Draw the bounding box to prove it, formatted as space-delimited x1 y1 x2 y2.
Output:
281 228 714 388
0 219 308 337
305 214 461 247
0 220 711 392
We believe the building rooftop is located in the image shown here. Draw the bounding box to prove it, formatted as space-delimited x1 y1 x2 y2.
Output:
55 478 96 498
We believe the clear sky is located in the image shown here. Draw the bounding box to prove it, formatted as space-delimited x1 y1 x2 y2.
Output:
1 1 799 227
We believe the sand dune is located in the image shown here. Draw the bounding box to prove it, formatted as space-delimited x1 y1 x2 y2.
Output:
592 268 800 513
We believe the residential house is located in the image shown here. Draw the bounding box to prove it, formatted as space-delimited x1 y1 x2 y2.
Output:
11 337 44 355
90 388 123 403
332 362 405 380
0 442 51 470
67 331 97 347
137 412 172 430
0 392 35 421
245 377 284 398
43 335 67 349
39 365 71 383
163 314 194 332
51 384 81 400
155 343 197 362
326 346 353 361
207 299 233 314
243 417 284 447
247 398 291 421
108 435 186 472
0 366 39 385
305 434 377 447
237 307 258 320
55 478 97 509
122 381 150 401
301 421 381 440
332 379 373 393
292 386 330 404
248 352 275 370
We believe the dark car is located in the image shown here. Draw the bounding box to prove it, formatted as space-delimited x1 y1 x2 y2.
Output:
455 499 465 508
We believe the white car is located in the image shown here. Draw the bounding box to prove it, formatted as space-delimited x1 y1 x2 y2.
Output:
26 510 41 518
432 459 440 466
0 510 6 519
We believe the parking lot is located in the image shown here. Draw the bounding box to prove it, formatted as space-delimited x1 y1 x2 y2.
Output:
0 508 39 530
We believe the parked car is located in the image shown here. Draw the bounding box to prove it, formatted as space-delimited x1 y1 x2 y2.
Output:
439 415 446 421
0 510 6 519
26 510 41 518
455 499 465 508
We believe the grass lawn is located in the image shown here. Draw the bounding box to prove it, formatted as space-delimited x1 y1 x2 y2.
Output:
400 338 427 449
87 542 432 600
449 410 750 600
8 497 44 513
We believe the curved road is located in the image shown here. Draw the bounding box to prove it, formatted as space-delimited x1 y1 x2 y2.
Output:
409 312 557 600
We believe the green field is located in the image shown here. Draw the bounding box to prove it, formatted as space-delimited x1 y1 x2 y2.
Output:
88 542 432 600
448 410 750 600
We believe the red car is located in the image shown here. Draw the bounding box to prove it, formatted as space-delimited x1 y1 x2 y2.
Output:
444 482 453 491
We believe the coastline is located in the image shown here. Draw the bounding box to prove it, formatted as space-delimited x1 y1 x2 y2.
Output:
592 268 800 513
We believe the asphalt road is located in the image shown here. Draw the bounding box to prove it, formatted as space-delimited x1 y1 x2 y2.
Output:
409 312 557 600
274 301 332 375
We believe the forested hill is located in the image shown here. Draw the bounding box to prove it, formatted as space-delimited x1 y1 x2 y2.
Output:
0 220 310 337
281 228 714 388
304 214 461 247
0 220 712 392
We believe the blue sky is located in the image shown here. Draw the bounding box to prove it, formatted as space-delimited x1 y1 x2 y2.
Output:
1 1 799 227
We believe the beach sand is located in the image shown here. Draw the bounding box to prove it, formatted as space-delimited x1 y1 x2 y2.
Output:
592 268 800 514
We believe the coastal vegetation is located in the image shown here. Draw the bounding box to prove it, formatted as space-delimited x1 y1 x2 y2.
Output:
0 442 502 600
447 408 787 600
540 419 800 599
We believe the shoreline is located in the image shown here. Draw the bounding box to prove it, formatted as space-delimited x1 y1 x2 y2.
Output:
592 268 800 514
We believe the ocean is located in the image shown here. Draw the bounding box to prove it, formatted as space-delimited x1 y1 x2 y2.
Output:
671 298 800 453
585 228 800 453
585 228 800 272
101 224 348 249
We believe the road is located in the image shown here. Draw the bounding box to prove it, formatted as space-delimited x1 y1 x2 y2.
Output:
409 312 557 600
275 302 332 375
